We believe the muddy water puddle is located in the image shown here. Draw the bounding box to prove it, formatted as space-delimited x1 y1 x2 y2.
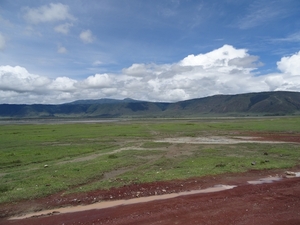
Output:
248 176 282 184
10 185 236 220
247 172 300 184
285 171 300 178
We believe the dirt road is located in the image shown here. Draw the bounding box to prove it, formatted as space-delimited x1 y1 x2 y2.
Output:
2 168 300 225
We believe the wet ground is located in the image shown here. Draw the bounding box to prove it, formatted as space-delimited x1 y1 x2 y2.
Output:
1 168 300 225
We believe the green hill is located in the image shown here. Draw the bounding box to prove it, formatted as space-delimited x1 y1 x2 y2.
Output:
1 91 300 118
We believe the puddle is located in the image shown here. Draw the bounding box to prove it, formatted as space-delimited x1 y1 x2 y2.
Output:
10 185 236 220
285 171 300 178
248 176 282 185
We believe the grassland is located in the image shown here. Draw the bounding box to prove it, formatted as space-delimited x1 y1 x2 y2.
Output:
1 117 300 204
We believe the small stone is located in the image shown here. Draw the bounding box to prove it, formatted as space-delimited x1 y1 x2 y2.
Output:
251 161 256 165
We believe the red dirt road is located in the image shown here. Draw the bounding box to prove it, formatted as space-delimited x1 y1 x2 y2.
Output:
2 169 300 225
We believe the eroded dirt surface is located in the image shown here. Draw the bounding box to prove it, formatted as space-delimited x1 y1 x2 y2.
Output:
239 131 300 144
1 132 300 225
2 168 300 225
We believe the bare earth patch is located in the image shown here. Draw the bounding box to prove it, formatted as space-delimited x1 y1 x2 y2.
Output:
155 136 291 144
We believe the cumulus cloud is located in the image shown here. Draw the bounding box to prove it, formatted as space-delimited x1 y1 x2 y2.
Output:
264 75 285 91
24 3 74 24
79 30 94 43
48 77 77 91
0 66 50 93
81 74 113 88
54 23 73 34
122 64 153 77
277 51 300 75
180 45 247 67
0 33 5 50
1 45 300 104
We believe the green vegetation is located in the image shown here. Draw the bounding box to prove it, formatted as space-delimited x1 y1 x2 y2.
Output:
0 117 300 204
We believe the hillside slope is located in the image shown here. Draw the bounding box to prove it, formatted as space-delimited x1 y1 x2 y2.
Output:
0 91 299 118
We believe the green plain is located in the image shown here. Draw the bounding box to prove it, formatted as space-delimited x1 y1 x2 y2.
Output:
0 117 300 203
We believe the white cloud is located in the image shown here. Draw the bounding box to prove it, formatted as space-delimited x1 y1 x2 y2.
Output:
48 77 77 91
0 33 5 50
180 45 248 68
79 30 94 43
277 51 300 75
102 88 118 95
57 46 67 54
24 3 75 24
1 45 300 104
0 65 51 93
264 75 285 91
122 64 152 77
54 23 73 34
81 73 113 88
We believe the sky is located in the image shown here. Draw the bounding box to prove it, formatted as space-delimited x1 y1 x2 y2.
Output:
0 0 300 104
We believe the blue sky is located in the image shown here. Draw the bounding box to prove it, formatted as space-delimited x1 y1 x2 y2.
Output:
0 0 300 104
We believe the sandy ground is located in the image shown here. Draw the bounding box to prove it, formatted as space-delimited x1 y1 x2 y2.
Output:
1 132 300 225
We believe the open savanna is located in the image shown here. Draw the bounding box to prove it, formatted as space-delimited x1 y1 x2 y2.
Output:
1 117 300 204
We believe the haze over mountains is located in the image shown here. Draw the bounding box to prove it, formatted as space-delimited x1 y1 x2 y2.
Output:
0 91 300 118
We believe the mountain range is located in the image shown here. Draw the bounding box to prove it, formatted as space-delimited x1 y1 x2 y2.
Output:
1 91 300 118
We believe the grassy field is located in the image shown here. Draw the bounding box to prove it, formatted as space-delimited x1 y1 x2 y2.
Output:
1 117 300 203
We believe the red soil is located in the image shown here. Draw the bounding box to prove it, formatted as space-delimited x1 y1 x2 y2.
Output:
247 132 300 143
1 131 300 225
